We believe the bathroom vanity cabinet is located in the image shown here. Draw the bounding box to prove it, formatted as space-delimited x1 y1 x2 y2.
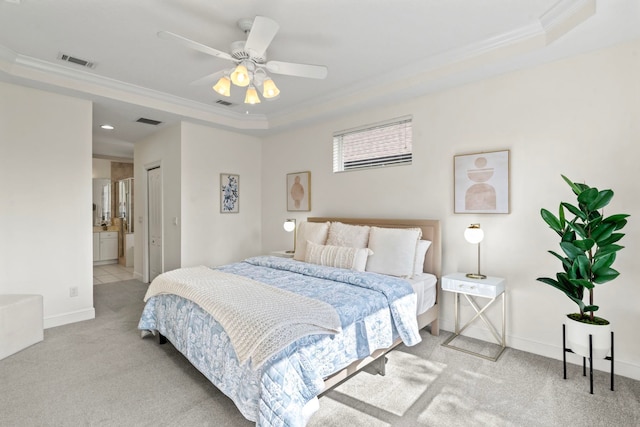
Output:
93 231 118 263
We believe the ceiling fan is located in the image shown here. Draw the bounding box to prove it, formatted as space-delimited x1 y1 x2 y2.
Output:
158 16 328 104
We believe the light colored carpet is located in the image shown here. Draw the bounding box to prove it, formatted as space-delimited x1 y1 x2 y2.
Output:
0 279 638 426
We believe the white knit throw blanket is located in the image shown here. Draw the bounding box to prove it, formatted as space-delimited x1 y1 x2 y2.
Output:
144 266 342 368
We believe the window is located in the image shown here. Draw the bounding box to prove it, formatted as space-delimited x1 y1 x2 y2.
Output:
333 116 412 172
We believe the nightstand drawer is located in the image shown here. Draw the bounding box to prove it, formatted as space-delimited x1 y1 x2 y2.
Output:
442 273 505 298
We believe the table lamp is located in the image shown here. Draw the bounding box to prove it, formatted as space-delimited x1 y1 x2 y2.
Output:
464 224 486 279
283 219 297 253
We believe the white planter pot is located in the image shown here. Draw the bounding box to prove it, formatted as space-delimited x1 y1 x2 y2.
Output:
565 315 611 359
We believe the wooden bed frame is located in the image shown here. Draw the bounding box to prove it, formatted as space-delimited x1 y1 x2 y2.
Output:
307 217 441 391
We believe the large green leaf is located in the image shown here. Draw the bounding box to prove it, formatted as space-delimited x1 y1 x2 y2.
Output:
549 250 572 271
589 189 614 211
591 222 616 243
560 241 584 259
570 278 595 289
559 273 584 299
603 213 630 224
561 175 583 195
561 202 586 221
572 238 594 252
583 304 599 313
593 267 619 284
596 244 624 257
541 208 562 232
578 187 599 207
575 254 591 278
592 253 616 272
598 232 624 246
537 276 580 299
561 228 575 242
568 261 579 280
567 222 587 239
614 218 628 231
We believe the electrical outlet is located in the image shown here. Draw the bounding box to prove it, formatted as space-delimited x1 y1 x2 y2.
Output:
69 287 79 297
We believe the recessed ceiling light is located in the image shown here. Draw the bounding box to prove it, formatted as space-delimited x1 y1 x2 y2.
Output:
100 124 114 130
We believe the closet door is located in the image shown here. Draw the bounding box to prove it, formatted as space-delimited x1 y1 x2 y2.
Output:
147 166 163 282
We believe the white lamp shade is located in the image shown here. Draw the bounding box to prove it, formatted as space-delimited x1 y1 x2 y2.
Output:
283 219 296 232
464 225 484 244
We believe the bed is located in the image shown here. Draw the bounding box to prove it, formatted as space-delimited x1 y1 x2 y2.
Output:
138 218 441 426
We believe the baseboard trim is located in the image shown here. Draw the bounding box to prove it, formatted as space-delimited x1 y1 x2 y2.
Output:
44 308 95 329
439 319 640 381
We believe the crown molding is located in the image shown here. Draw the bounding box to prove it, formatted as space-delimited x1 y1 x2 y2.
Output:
1 0 597 135
1 45 269 130
269 0 595 131
540 0 596 44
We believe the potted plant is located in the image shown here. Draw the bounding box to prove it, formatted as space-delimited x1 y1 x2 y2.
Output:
537 175 629 359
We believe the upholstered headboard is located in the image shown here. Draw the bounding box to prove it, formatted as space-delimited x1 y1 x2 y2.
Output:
307 217 441 280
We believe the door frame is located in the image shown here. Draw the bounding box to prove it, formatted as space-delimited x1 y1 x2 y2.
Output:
143 160 162 283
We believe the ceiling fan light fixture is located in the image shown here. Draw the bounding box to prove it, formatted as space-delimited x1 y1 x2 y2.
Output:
212 76 231 96
262 78 280 99
244 86 261 104
230 64 250 87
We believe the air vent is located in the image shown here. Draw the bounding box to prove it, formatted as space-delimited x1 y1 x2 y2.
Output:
216 99 234 107
136 117 162 126
57 52 96 69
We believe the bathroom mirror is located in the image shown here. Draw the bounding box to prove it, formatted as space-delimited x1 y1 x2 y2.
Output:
117 178 134 233
92 178 112 226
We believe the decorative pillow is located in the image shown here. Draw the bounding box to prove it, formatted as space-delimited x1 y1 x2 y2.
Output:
413 240 432 276
326 222 371 248
365 227 422 277
305 241 373 272
293 221 330 261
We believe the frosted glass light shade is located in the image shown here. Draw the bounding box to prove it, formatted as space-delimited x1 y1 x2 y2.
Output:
212 76 231 96
230 64 250 87
283 219 296 232
262 78 280 98
244 86 261 104
464 224 484 244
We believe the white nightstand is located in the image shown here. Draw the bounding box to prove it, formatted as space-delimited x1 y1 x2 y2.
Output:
441 272 506 361
271 250 294 258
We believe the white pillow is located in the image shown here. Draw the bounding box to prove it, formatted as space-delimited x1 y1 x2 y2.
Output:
293 221 330 261
365 227 422 277
326 222 370 248
413 240 432 276
305 241 372 272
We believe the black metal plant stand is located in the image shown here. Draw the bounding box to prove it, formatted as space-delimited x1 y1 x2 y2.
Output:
562 324 614 394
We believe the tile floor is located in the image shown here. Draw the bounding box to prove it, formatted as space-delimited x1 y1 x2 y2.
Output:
93 263 135 285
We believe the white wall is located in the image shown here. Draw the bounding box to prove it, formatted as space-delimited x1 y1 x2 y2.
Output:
133 124 182 282
180 122 262 267
261 39 640 380
0 82 94 328
133 122 263 280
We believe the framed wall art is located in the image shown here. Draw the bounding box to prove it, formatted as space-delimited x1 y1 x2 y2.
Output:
220 173 239 213
287 171 311 211
454 150 510 214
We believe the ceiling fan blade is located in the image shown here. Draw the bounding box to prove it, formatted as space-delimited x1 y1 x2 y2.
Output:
244 16 279 58
266 61 328 79
157 30 234 62
189 70 226 86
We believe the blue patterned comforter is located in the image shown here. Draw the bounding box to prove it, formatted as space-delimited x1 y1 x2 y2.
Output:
138 256 420 426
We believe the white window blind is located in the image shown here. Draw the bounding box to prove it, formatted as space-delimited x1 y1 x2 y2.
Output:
333 116 412 172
